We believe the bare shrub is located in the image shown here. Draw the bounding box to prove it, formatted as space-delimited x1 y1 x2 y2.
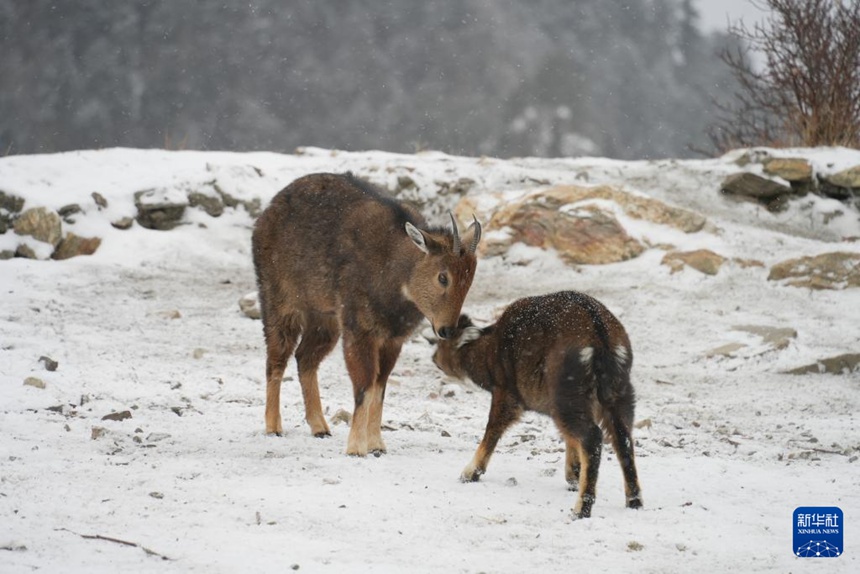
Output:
709 0 860 151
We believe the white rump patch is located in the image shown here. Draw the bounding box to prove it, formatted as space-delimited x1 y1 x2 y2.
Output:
615 345 629 364
580 346 594 365
456 326 482 349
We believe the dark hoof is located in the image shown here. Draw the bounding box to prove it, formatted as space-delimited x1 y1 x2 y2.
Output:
627 497 643 509
266 431 283 437
567 481 579 492
370 449 386 458
313 431 332 438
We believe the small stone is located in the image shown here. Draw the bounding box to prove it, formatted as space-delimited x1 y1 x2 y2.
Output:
38 356 58 371
101 410 133 422
149 492 164 499
111 217 134 230
57 204 82 222
662 249 726 276
627 541 645 552
52 232 101 260
91 426 107 440
239 292 261 320
330 408 352 426
192 348 206 359
146 432 172 442
505 477 518 487
92 192 108 209
23 376 46 389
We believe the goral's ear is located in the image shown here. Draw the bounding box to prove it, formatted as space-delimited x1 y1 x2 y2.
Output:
456 325 482 349
420 326 438 345
405 222 429 254
406 222 445 255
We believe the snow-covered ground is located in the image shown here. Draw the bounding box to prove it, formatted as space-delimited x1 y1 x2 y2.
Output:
1 147 858 573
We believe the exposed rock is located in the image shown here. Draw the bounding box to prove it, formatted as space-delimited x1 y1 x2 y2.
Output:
768 252 860 290
785 353 860 375
239 292 261 319
536 185 706 233
822 165 860 189
15 237 55 260
214 185 262 218
436 177 476 197
0 190 25 233
734 325 797 350
819 166 860 202
134 188 187 230
662 249 726 276
483 185 710 265
13 207 62 246
762 158 813 182
52 232 102 260
395 175 418 193
733 258 765 269
705 343 747 358
720 172 794 211
493 199 644 265
463 185 707 263
705 325 797 358
188 191 225 217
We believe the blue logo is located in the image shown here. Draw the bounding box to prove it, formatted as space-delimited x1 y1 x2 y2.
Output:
794 507 843 558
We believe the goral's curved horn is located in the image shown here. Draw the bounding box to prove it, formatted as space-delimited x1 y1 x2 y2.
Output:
449 212 461 254
469 215 482 254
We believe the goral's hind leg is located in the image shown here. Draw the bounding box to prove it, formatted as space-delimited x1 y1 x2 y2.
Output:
564 435 582 491
570 424 603 519
263 314 300 436
606 412 643 509
295 312 340 437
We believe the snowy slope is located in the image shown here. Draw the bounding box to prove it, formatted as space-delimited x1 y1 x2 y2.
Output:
1 147 859 573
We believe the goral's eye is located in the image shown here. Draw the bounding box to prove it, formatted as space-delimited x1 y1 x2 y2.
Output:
438 272 449 287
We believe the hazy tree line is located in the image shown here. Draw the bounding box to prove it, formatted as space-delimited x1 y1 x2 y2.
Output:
0 0 740 159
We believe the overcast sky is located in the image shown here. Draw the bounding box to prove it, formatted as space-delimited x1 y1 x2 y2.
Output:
697 0 769 33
